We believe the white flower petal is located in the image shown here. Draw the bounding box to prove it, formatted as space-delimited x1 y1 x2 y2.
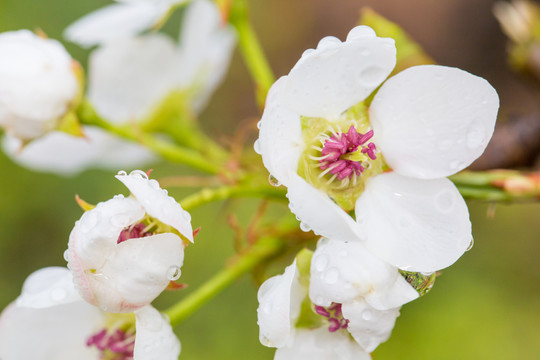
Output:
64 3 167 48
88 35 181 123
17 267 82 308
177 0 236 111
92 233 184 312
134 305 181 360
257 76 304 187
0 30 77 140
257 260 305 348
2 127 156 176
0 268 103 360
67 196 145 307
355 172 472 272
364 275 419 311
309 238 416 310
287 174 362 241
370 65 499 179
285 26 396 119
116 171 194 241
274 327 371 360
342 300 399 353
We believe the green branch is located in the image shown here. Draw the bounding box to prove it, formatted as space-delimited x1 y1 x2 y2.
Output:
77 100 222 174
165 236 285 326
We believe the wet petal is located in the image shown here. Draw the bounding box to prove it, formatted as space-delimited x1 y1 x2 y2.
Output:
88 35 181 123
287 174 362 241
2 127 156 176
257 260 305 348
64 3 168 48
355 172 472 272
0 268 103 360
274 327 371 360
89 233 184 313
285 26 396 119
370 65 499 179
134 305 181 360
257 77 304 187
342 300 399 353
116 171 193 241
309 238 417 310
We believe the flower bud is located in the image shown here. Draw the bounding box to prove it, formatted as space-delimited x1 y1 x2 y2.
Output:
0 30 80 141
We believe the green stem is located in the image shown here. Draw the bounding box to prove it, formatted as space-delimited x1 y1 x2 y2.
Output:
180 183 287 211
77 101 221 174
165 236 285 326
451 170 540 202
229 0 275 108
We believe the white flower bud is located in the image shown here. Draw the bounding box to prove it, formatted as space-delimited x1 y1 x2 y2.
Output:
0 30 79 140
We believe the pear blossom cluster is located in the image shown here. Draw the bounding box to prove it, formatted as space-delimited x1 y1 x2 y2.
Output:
0 0 235 176
255 25 499 358
0 171 191 360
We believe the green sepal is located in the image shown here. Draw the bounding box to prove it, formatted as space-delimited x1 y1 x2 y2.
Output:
399 270 438 296
57 111 84 137
294 248 324 330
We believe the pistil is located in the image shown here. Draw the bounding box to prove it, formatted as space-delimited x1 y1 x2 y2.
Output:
87 328 135 360
314 303 349 332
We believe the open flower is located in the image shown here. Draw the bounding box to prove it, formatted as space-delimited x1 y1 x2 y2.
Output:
258 258 408 357
66 170 193 313
256 25 499 272
64 0 189 48
0 267 180 360
0 30 79 141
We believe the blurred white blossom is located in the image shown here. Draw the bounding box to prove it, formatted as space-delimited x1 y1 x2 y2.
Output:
256 25 499 273
66 170 192 313
0 267 180 360
0 30 79 141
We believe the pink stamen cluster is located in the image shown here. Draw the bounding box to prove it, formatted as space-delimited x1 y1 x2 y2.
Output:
319 125 377 181
118 223 152 244
315 303 349 332
86 328 135 360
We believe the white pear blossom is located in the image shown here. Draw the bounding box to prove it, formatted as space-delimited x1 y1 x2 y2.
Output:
2 0 234 176
0 30 79 141
0 267 180 360
256 25 500 273
64 0 189 48
257 259 406 356
66 170 193 313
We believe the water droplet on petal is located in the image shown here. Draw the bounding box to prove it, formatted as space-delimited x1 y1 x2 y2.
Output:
449 159 464 170
117 170 127 176
253 139 262 154
361 310 373 321
435 189 455 213
63 249 69 262
257 121 262 129
437 139 453 151
167 265 181 281
466 238 474 251
302 48 315 58
268 174 281 187
346 26 376 41
110 214 130 228
317 36 341 50
129 170 148 179
324 268 339 284
466 129 484 149
148 179 160 189
314 254 329 272
359 66 385 85
299 222 311 232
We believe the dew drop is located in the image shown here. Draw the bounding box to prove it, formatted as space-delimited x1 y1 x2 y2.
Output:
300 222 311 232
81 211 98 231
182 211 191 221
466 129 484 149
361 310 373 321
110 214 129 228
167 265 181 281
257 121 262 129
314 255 329 272
268 174 281 187
302 48 315 58
435 189 455 213
324 268 339 284
262 301 272 314
346 26 376 41
466 238 474 251
253 139 262 154
359 66 384 85
437 139 453 151
117 170 127 176
63 250 69 262
129 170 148 179
148 179 160 189
449 159 463 170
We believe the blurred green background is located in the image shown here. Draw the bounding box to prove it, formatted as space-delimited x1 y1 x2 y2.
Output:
1 0 540 359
